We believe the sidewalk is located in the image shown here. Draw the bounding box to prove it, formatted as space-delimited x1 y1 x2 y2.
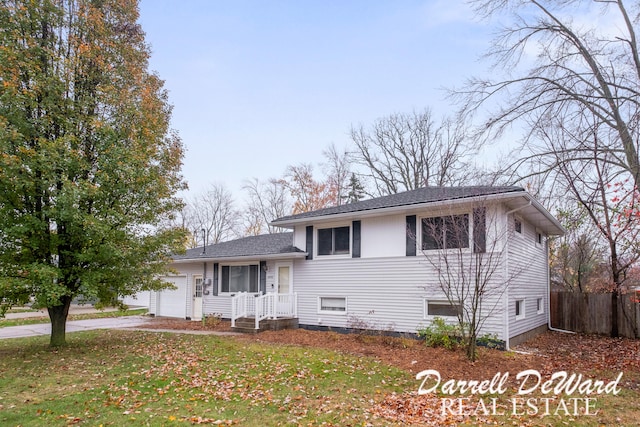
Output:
3 304 122 320
0 315 152 339
0 304 151 340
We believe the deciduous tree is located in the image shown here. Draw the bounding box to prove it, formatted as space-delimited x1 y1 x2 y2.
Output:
419 201 515 361
322 143 352 206
462 0 640 189
283 163 336 214
183 183 238 246
0 0 186 346
242 178 291 235
350 110 477 197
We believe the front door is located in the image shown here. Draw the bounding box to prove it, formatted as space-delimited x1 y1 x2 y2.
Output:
275 263 294 317
192 275 203 320
276 264 291 294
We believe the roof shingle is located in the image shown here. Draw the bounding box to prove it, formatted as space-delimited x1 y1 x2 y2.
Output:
272 186 525 223
173 232 302 261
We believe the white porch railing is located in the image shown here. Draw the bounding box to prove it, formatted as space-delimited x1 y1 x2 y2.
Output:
231 292 298 329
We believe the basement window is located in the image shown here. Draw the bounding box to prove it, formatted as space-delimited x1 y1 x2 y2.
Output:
424 300 462 318
318 297 346 314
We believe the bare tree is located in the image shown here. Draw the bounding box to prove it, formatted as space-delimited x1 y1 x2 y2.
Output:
461 0 640 189
544 122 640 336
184 183 239 246
419 202 515 361
550 204 605 293
322 143 352 206
350 109 478 197
242 178 291 235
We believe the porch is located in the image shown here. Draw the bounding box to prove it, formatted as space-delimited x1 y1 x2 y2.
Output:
230 292 298 333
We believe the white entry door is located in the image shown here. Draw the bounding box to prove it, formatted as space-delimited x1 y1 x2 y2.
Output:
276 264 291 294
275 263 293 316
192 275 203 321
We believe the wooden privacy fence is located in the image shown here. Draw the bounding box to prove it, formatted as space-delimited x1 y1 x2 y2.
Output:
550 291 640 338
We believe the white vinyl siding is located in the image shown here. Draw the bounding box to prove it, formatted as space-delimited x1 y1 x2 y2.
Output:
507 213 549 338
360 215 406 258
202 259 281 318
292 255 506 337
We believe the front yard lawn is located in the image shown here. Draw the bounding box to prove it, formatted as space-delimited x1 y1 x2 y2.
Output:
0 327 638 426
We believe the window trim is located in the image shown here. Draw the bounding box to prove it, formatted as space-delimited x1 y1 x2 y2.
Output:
536 297 544 314
423 299 463 319
219 262 260 295
316 225 351 257
515 299 526 320
419 213 471 251
535 229 544 248
317 296 347 314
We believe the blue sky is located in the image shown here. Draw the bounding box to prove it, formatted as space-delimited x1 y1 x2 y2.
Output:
138 0 495 199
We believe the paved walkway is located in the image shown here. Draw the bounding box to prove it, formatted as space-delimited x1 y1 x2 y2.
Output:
0 316 152 339
3 304 125 320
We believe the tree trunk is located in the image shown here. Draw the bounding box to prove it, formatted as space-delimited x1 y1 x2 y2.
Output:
48 296 71 347
611 291 619 338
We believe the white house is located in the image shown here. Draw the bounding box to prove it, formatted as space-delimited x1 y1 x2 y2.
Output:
149 186 564 348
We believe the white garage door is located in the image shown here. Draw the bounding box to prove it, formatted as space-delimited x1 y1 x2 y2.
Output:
156 276 187 318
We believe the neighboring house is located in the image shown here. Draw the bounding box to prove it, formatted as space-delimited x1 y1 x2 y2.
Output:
149 186 564 348
120 291 151 308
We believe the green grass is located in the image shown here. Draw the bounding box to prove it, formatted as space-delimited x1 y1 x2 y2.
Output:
0 330 411 426
0 329 637 426
0 308 148 328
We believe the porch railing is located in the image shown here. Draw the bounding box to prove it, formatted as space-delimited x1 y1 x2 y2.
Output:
230 292 297 329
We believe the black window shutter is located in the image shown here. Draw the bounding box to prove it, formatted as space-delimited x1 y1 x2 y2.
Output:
259 261 267 294
406 215 417 256
305 225 313 260
473 207 486 253
352 220 361 258
212 263 219 296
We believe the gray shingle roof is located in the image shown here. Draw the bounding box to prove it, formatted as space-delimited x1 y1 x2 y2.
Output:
272 186 525 223
173 232 302 261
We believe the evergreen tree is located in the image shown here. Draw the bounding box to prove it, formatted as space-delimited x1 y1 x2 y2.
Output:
346 173 366 204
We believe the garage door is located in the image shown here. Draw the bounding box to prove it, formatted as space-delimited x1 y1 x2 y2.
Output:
156 276 187 318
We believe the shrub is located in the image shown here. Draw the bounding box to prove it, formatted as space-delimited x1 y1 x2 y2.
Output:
417 317 462 350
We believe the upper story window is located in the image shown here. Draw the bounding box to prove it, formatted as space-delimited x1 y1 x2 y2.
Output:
514 217 522 234
421 214 469 250
318 226 350 255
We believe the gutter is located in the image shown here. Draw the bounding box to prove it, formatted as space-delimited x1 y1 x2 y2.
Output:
171 252 308 264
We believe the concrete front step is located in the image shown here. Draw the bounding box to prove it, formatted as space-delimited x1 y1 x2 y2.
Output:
232 317 299 334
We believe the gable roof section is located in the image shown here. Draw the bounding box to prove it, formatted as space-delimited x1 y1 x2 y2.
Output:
271 186 564 236
172 232 304 262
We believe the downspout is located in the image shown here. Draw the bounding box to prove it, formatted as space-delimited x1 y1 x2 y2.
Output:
504 201 532 351
545 238 575 335
201 261 207 320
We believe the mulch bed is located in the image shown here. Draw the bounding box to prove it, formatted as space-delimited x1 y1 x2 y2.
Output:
137 317 640 389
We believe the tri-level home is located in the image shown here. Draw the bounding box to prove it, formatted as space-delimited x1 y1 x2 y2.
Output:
149 186 564 348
